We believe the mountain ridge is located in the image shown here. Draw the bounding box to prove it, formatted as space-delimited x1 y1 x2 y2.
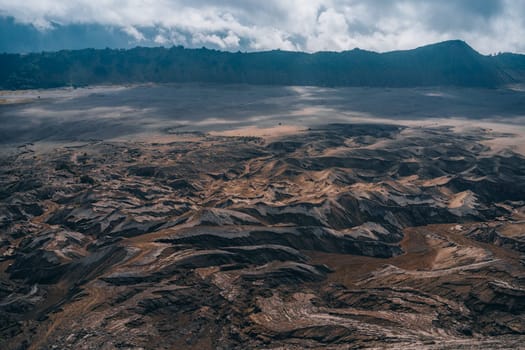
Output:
1 40 524 89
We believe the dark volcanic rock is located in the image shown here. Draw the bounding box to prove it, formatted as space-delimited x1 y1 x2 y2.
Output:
7 249 66 284
1 123 525 349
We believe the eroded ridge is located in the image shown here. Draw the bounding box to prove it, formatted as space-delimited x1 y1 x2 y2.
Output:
1 124 524 349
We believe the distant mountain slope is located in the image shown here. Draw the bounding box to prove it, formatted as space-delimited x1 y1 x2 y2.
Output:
0 40 522 89
494 52 525 83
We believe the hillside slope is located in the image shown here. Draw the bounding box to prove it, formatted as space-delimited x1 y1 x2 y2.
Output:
0 40 522 89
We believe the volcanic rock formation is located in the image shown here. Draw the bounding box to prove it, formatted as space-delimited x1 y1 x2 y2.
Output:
1 123 525 349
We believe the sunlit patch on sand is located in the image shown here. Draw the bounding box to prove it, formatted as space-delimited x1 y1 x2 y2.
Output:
209 124 306 140
421 91 456 98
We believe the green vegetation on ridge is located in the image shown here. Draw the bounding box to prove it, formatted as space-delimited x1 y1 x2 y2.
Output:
1 40 524 89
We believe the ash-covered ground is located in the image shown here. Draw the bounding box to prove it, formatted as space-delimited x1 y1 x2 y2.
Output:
1 84 525 349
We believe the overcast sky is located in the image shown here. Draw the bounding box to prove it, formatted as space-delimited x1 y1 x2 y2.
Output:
1 0 524 53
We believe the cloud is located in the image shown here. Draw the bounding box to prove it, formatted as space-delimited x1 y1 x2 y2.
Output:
0 0 524 53
122 25 145 42
192 31 240 49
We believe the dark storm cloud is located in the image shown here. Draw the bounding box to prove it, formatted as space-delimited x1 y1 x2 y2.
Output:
0 0 523 53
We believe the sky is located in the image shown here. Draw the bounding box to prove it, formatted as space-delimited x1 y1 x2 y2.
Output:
1 0 524 54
